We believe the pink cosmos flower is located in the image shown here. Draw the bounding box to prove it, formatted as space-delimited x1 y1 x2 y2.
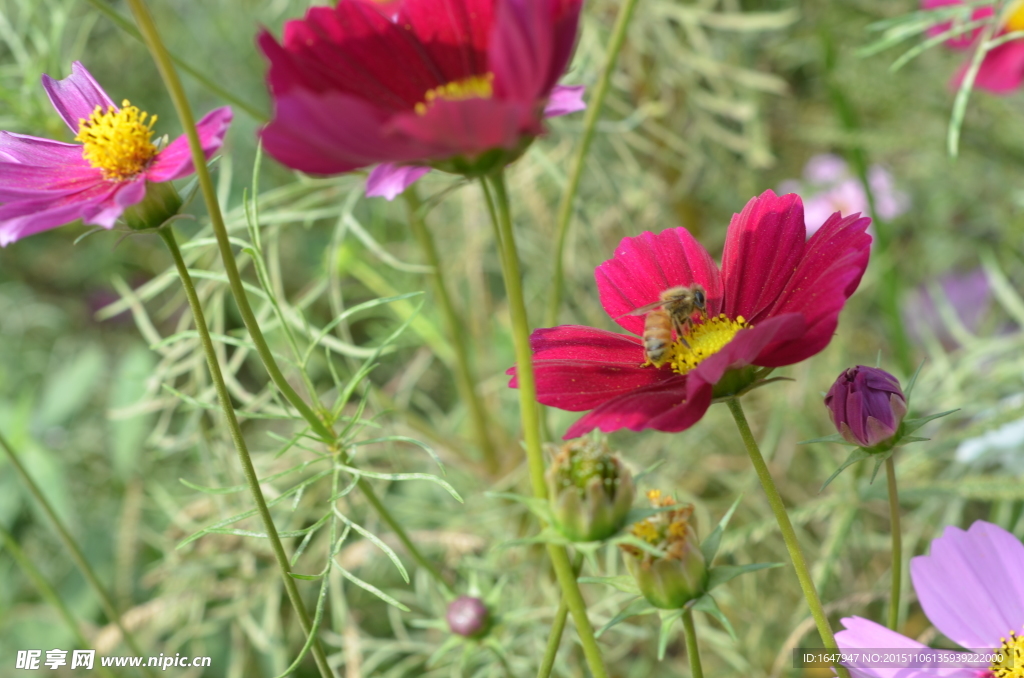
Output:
778 154 909 239
508 190 872 439
0 62 232 246
923 0 1024 94
836 520 1024 678
258 0 586 200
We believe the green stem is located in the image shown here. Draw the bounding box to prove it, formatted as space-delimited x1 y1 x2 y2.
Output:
0 524 118 678
725 399 849 678
681 609 704 678
83 0 265 120
482 171 608 678
545 0 641 327
403 189 499 474
125 0 443 593
536 552 585 678
156 228 334 678
0 432 154 677
885 456 902 631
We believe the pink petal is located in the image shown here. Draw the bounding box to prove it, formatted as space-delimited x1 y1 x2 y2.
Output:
260 88 418 174
564 377 712 438
489 0 583 101
688 313 806 388
910 521 1024 650
0 132 85 165
366 164 432 200
755 211 871 366
0 180 117 246
41 61 116 135
398 0 493 85
922 0 993 50
146 107 233 183
595 227 723 336
263 5 444 110
528 325 648 363
544 84 586 117
386 97 540 157
836 616 974 678
720 190 807 324
962 38 1024 94
0 161 102 201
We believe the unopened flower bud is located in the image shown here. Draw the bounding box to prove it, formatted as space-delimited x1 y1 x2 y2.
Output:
620 491 707 609
546 435 635 542
446 596 490 638
825 366 908 449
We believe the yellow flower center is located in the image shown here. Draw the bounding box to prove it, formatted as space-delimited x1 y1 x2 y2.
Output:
992 629 1024 678
626 490 697 560
415 73 495 115
75 100 158 180
1006 0 1024 32
645 314 749 375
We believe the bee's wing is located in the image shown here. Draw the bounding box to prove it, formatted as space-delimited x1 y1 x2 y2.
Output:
615 300 663 318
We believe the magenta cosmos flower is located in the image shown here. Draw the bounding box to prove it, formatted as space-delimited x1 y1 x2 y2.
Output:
508 190 872 439
923 0 1024 94
837 521 1024 678
0 62 231 246
258 0 585 200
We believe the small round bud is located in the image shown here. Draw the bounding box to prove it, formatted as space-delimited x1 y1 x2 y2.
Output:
619 491 707 609
545 436 635 542
446 596 490 638
825 366 908 449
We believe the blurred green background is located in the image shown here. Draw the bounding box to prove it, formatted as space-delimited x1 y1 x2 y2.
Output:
1 0 1023 676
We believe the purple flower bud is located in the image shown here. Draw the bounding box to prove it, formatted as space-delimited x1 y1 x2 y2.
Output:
825 366 908 448
446 596 490 638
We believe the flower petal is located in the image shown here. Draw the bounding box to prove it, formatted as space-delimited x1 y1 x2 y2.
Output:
490 0 581 101
366 164 432 200
0 131 85 166
0 161 102 201
720 190 807 323
41 61 116 135
0 180 118 246
961 38 1024 94
565 377 712 438
146 107 233 183
261 5 445 110
836 616 975 678
688 313 807 388
754 210 871 366
544 84 585 117
923 0 993 50
386 97 539 157
595 227 723 336
910 521 1024 650
508 326 669 411
399 0 493 85
260 88 417 174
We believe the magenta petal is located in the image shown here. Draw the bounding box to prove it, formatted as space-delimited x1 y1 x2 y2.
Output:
720 190 807 323
0 132 85 166
544 84 586 117
596 227 724 336
146 107 233 183
261 89 415 174
0 162 101 201
366 164 432 200
0 181 117 246
527 325 647 363
755 211 871 367
398 0 493 85
967 39 1024 94
687 313 806 389
41 61 116 134
387 97 539 157
490 0 554 102
836 616 973 678
911 521 1024 650
564 377 712 438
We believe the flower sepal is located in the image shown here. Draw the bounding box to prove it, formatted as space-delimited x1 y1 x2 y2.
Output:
121 180 183 232
430 139 534 180
584 495 780 657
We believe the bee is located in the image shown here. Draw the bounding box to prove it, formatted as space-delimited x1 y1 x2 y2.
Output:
620 285 708 364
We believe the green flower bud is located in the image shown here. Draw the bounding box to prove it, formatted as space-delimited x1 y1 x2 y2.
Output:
620 491 707 609
545 435 635 542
